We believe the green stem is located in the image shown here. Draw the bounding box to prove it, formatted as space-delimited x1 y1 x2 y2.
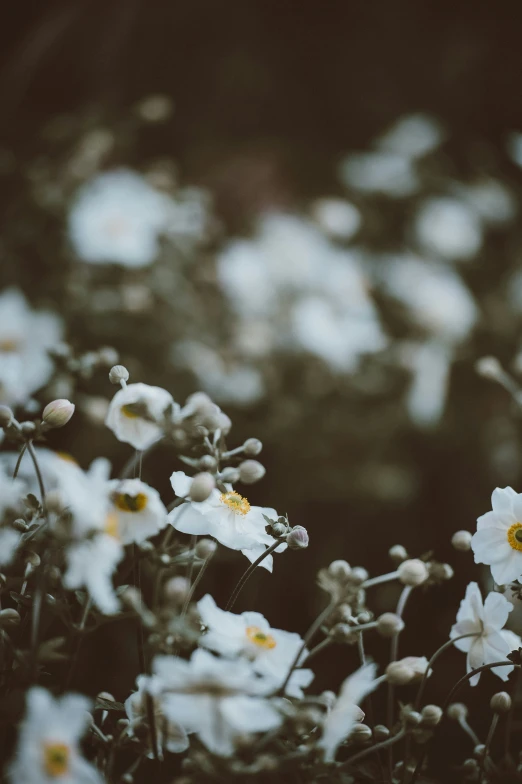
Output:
181 552 215 617
12 443 27 479
225 538 286 612
338 729 407 770
303 637 332 663
27 441 47 515
414 633 476 709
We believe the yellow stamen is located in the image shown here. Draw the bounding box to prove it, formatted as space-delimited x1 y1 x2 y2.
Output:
104 511 120 539
246 626 277 649
121 404 141 419
220 491 250 516
113 492 148 513
56 452 78 465
43 742 70 777
0 339 19 352
507 523 522 552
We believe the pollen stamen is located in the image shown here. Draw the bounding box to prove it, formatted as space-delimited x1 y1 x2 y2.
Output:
246 626 277 649
507 522 522 552
219 491 250 516
43 742 70 777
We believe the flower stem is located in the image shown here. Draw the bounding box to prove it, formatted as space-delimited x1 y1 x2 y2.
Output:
386 585 411 772
362 571 399 589
225 537 286 612
442 662 517 711
414 633 476 709
12 443 27 479
479 713 499 782
181 551 215 617
27 440 46 515
338 729 407 770
303 636 332 663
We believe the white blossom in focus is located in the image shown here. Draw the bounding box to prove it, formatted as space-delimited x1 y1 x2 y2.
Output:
68 169 176 267
197 594 314 696
125 675 189 758
153 649 282 757
413 197 483 262
471 487 522 585
107 478 168 544
318 663 378 762
0 289 63 406
450 582 520 685
106 382 175 451
9 687 102 784
169 471 286 571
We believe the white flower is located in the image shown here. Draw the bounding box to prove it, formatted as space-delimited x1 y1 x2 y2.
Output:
107 478 168 544
459 179 516 226
68 169 175 267
169 472 286 571
376 114 444 159
197 594 314 697
0 528 22 567
403 340 453 428
311 198 362 241
413 197 483 262
106 382 175 451
450 582 520 685
152 649 282 757
507 132 522 168
319 663 379 762
339 151 419 198
125 675 189 758
0 289 63 406
471 487 522 585
9 687 102 784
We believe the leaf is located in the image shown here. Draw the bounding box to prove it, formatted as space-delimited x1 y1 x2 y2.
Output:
94 698 125 712
23 494 41 511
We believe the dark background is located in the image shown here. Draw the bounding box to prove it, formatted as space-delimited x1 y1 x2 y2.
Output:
2 2 522 780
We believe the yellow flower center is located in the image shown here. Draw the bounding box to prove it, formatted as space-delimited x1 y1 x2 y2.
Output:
104 511 120 539
56 452 78 465
507 523 522 551
43 742 70 777
0 339 19 353
121 403 141 419
246 626 277 649
220 491 251 516
113 492 148 513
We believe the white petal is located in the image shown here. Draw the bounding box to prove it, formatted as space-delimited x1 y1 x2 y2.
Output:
170 471 192 498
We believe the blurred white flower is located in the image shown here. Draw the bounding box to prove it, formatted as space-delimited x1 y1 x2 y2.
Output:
164 187 210 242
472 487 522 585
311 198 362 241
459 179 516 226
125 674 189 758
507 132 522 167
197 594 313 696
403 341 453 428
0 288 63 406
318 663 378 762
153 649 282 757
106 382 175 451
376 114 445 159
9 687 101 784
68 169 175 267
169 471 285 571
0 527 22 568
108 478 168 544
450 582 520 685
339 151 419 198
413 197 483 261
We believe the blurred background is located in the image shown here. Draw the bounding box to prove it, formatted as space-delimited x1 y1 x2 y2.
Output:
3 1 522 778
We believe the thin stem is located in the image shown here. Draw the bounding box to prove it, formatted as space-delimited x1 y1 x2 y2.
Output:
458 716 480 747
338 729 407 770
503 666 520 762
278 599 337 696
414 633 476 709
443 662 516 711
480 714 499 783
303 637 332 663
225 538 286 612
133 551 159 764
185 534 198 589
362 571 399 589
12 443 28 479
181 552 215 617
387 585 412 771
63 595 92 691
26 441 47 515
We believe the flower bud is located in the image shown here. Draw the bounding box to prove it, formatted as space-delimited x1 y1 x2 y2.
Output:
109 365 129 385
328 560 351 579
451 530 473 552
287 526 309 549
220 467 240 483
97 691 116 703
386 662 415 685
238 460 266 484
447 702 468 721
199 455 217 471
330 623 355 642
357 611 372 624
376 612 405 638
164 576 190 604
20 421 36 436
476 356 503 380
271 522 287 537
12 519 28 532
25 551 41 568
43 399 75 428
0 405 13 427
243 438 263 456
0 608 21 626
421 704 443 726
351 566 369 584
462 759 479 773
350 723 372 743
389 544 408 563
490 692 512 713
397 559 429 586
195 538 218 559
373 725 390 742
189 472 215 502
404 710 422 727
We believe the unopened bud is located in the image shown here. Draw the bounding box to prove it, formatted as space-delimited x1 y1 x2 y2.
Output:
0 608 21 626
490 692 512 713
20 421 36 436
331 623 355 642
243 438 263 457
389 544 408 563
0 405 13 427
328 560 351 580
97 691 116 703
357 611 372 624
373 725 390 742
350 723 372 742
25 551 41 568
189 473 215 502
351 566 369 584
421 704 443 726
195 538 218 559
220 467 240 483
271 522 287 536
397 559 429 586
199 455 217 471
42 399 75 428
12 519 28 532
476 356 503 380
386 662 415 685
287 526 309 549
238 460 266 484
376 612 405 637
452 530 472 552
447 702 468 721
404 710 422 727
164 576 190 604
109 365 129 385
